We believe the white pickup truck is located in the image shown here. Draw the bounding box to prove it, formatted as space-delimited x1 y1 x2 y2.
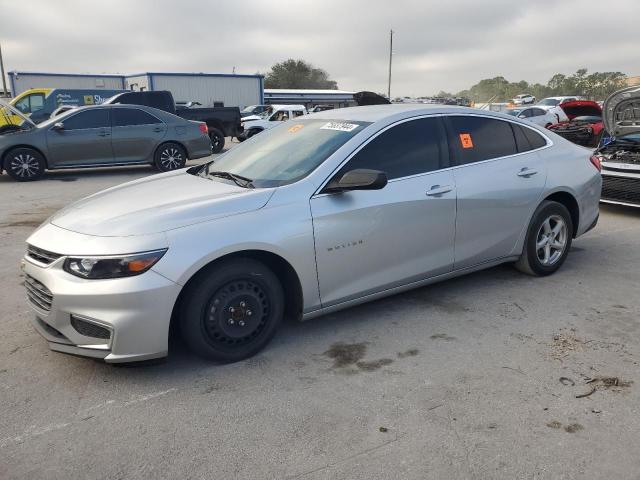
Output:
239 104 307 140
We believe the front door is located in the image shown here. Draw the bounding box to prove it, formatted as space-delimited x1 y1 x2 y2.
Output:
311 116 457 307
444 115 548 269
46 108 113 167
111 107 167 163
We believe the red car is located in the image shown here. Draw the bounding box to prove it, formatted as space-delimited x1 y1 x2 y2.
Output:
548 100 604 147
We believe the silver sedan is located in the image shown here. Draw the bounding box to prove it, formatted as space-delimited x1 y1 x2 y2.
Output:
22 104 601 363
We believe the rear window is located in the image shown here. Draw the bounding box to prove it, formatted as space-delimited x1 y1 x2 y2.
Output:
446 116 518 165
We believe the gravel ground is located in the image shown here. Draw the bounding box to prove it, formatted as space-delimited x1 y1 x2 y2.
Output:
1 145 639 479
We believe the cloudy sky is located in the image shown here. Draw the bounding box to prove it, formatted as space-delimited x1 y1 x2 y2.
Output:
1 0 637 96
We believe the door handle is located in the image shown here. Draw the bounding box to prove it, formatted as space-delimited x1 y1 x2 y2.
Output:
426 185 453 196
97 131 110 137
517 167 538 177
153 127 164 132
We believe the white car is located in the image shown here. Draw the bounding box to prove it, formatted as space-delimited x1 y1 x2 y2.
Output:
239 104 307 140
536 96 585 122
513 94 536 105
505 107 558 128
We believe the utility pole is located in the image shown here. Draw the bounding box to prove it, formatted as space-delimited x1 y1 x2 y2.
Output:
0 42 7 97
387 29 393 100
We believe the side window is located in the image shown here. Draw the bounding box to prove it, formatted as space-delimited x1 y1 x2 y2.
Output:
522 126 547 149
512 124 547 152
62 109 111 130
14 94 45 114
520 109 532 118
447 116 518 165
292 110 305 118
29 94 45 112
113 108 161 127
531 108 543 117
337 117 447 180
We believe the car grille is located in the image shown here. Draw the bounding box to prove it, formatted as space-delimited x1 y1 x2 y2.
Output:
24 274 53 312
70 316 111 340
26 245 62 266
602 175 640 206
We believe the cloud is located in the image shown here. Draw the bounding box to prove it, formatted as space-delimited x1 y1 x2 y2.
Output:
1 0 637 96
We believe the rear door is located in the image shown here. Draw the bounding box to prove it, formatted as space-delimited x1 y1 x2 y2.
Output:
111 107 167 163
444 115 548 269
311 116 457 307
46 108 113 167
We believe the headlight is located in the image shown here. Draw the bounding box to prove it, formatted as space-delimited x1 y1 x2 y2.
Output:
63 249 167 279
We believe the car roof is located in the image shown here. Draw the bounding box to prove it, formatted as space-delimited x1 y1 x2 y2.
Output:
60 103 175 120
308 103 489 122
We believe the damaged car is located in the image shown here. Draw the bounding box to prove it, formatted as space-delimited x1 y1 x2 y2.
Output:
547 100 604 147
593 85 640 207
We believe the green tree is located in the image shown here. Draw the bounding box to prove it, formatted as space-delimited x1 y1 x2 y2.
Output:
264 59 338 89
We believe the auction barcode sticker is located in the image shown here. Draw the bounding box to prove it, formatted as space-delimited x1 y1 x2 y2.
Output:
320 122 360 132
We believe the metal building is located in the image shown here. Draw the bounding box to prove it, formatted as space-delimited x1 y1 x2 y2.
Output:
124 73 263 107
8 72 125 96
264 89 356 108
7 71 264 107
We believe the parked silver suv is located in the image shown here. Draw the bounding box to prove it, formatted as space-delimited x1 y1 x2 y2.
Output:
22 104 601 363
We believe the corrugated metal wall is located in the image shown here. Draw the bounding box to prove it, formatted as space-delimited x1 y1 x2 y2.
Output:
10 73 125 96
150 75 261 107
124 75 150 91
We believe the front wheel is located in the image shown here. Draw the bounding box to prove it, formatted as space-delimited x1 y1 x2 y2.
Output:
154 142 187 172
3 147 46 181
515 201 573 276
179 258 284 363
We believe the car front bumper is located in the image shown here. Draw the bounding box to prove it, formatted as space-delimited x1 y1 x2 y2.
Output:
22 254 181 363
601 167 640 207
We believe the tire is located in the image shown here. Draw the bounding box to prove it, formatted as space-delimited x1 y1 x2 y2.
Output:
3 147 46 181
179 258 284 363
154 142 187 172
209 128 225 153
515 201 573 276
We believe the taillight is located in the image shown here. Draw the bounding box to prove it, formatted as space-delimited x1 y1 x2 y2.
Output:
589 154 602 172
199 123 208 135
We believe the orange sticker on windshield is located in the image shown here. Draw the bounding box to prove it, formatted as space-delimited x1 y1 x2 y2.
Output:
459 133 474 149
288 124 304 133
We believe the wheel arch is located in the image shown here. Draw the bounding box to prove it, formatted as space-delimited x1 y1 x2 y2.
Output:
2 144 50 170
543 190 580 238
169 249 304 338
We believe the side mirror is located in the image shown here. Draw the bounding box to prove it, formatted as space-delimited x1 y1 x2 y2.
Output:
324 169 388 193
518 114 526 119
52 122 65 131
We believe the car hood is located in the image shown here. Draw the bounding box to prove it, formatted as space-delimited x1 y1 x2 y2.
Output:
559 101 601 120
50 170 275 236
603 85 640 137
241 115 262 122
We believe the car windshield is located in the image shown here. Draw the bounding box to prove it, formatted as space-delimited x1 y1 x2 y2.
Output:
36 107 79 129
257 110 272 119
505 109 522 116
242 105 259 113
572 115 601 123
194 119 370 187
538 98 560 106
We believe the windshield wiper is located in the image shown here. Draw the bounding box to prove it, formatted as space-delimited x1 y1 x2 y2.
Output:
207 170 254 188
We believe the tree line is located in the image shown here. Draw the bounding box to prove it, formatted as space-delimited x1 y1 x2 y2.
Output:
451 69 628 102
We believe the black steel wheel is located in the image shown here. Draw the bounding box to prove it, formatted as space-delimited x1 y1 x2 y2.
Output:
3 147 46 181
154 142 187 172
179 258 284 363
209 128 225 153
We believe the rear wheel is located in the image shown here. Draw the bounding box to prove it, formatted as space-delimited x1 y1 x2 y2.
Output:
179 258 284 363
209 128 225 153
515 201 573 276
154 142 186 172
3 147 46 181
